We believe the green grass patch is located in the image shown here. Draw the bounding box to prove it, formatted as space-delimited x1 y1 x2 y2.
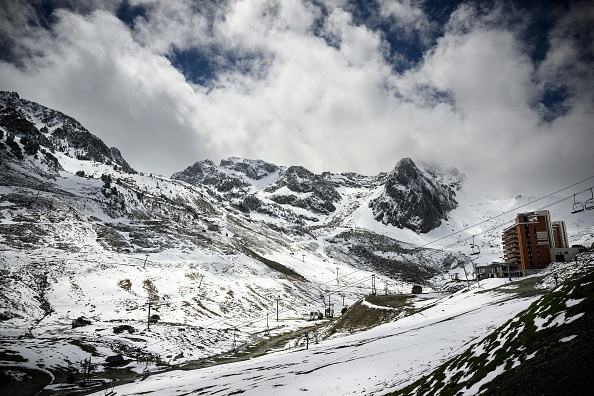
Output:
389 264 594 395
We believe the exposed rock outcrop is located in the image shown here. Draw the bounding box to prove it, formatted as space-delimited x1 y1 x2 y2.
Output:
369 158 460 233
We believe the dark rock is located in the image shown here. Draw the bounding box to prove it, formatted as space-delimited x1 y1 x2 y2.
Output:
266 166 341 215
113 324 135 334
219 157 279 180
369 158 460 233
105 354 126 366
72 316 92 328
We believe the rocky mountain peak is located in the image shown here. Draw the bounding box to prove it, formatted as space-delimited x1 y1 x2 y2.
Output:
0 91 135 174
264 165 341 215
393 157 420 185
369 158 460 233
219 157 279 180
0 91 20 102
172 159 235 189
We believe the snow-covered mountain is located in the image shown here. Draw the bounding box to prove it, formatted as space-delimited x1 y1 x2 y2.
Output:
172 155 463 233
0 91 134 174
1 91 593 395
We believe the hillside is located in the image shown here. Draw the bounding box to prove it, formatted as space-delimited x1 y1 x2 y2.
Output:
64 254 594 396
1 92 594 395
393 255 594 396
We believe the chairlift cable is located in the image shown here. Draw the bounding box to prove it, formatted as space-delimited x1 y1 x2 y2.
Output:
438 189 591 251
415 175 594 251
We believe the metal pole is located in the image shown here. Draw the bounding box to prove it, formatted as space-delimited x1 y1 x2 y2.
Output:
463 265 469 288
508 263 511 282
147 301 151 331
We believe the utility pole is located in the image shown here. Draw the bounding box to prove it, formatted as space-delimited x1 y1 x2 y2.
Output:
336 267 339 282
507 262 512 282
266 313 269 334
198 275 203 289
233 327 237 350
143 254 149 269
147 300 152 331
371 274 376 296
276 297 280 321
463 265 470 288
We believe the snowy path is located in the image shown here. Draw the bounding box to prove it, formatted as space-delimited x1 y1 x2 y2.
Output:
93 279 538 395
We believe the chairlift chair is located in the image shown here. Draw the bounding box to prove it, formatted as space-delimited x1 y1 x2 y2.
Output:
470 235 480 256
571 194 585 214
585 189 594 211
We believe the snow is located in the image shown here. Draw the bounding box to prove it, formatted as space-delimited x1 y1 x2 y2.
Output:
559 335 577 343
86 278 538 396
2 128 594 395
565 298 585 307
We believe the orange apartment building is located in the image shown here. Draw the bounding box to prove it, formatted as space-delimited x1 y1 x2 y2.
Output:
502 210 563 271
552 220 569 248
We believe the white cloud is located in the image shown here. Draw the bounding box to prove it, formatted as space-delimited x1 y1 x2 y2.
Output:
0 0 592 199
378 0 433 41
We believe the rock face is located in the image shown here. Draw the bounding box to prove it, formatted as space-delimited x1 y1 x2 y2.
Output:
369 158 460 233
172 157 279 192
220 157 279 180
0 91 134 173
173 156 461 232
173 159 341 215
265 166 341 215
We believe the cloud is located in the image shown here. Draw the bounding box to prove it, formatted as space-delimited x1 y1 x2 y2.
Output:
0 0 592 199
377 0 434 41
0 4 208 175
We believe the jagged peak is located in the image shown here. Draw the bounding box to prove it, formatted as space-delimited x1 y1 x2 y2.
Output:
390 157 422 185
0 91 20 101
219 157 279 180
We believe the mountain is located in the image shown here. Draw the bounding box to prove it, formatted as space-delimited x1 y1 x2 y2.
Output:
1 92 593 395
0 91 134 174
369 157 460 233
172 155 464 234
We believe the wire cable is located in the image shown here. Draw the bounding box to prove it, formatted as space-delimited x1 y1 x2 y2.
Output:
415 175 594 251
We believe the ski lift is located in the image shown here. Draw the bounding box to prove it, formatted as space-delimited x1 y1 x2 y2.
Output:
585 189 594 211
470 235 480 256
571 194 585 214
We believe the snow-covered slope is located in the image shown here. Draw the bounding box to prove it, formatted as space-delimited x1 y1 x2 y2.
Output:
84 256 594 396
1 92 594 395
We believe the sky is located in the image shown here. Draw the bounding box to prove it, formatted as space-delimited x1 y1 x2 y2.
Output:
0 0 593 198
